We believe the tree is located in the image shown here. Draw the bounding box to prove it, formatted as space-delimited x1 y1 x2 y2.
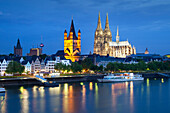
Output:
81 58 93 71
90 64 98 73
137 61 146 71
9 53 14 57
98 65 103 72
106 62 114 72
71 62 83 73
55 63 64 72
147 62 157 71
39 54 48 60
5 61 25 75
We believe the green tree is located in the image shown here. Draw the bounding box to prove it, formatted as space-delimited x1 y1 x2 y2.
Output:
137 61 146 71
81 58 93 71
98 65 103 72
5 61 25 75
147 62 157 71
106 62 114 72
55 63 64 72
90 64 98 73
71 62 83 73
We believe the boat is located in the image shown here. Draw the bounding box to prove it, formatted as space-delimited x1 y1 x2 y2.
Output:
97 73 144 82
43 81 59 87
0 88 5 93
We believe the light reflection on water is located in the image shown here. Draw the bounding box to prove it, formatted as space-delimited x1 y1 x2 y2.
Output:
0 78 170 113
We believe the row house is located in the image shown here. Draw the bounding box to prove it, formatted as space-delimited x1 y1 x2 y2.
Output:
0 59 12 76
0 55 71 75
23 56 71 74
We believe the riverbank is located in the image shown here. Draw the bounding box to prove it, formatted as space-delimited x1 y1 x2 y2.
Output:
0 74 104 87
0 72 170 87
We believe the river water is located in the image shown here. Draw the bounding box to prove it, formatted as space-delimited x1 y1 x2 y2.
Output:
0 78 170 113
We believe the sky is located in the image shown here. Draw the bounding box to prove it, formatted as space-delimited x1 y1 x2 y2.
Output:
0 0 170 55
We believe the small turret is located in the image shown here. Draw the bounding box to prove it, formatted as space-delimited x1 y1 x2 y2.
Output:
116 26 120 43
78 29 81 40
145 48 149 54
64 29 67 40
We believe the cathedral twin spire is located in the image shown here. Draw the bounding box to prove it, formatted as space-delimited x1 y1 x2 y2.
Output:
97 12 110 31
105 13 110 30
97 12 102 30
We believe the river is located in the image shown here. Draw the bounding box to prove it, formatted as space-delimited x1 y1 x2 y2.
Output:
0 78 170 113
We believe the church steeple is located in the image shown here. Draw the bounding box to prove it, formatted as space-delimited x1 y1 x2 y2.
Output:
105 13 110 29
14 38 22 56
116 26 120 43
16 38 22 49
97 12 102 30
68 19 77 39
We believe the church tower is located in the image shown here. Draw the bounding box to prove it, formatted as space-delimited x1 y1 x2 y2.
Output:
64 19 81 62
103 13 112 56
14 38 22 56
93 12 104 55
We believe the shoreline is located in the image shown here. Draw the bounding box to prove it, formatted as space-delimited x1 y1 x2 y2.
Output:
0 72 170 87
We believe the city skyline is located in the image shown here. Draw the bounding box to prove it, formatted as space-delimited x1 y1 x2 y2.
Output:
0 0 170 55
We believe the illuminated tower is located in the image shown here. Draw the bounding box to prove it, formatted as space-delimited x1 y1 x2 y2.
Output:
145 48 149 54
103 13 112 56
93 12 104 55
64 19 81 62
40 36 44 54
14 38 22 56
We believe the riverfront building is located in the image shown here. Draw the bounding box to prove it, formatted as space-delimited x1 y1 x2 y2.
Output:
64 19 81 62
93 13 136 58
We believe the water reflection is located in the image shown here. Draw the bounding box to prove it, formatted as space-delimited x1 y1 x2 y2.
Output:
89 82 93 91
19 86 29 113
130 81 134 112
1 79 170 113
0 93 6 113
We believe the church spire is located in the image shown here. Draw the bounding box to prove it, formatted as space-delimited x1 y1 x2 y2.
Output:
69 18 77 39
16 38 22 49
97 12 102 30
105 13 110 29
116 26 120 43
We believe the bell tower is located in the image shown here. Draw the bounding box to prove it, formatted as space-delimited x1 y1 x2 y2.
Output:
93 12 104 55
64 19 81 62
103 13 112 56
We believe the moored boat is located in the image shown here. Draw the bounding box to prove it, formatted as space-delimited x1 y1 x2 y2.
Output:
97 73 144 82
0 88 5 93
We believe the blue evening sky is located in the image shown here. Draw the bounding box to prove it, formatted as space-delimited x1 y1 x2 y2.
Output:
0 0 170 55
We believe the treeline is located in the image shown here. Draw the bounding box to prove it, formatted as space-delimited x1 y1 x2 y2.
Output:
55 58 170 73
55 58 103 73
105 61 170 72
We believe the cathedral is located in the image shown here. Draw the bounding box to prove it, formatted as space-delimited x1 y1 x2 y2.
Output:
93 13 136 58
64 19 81 62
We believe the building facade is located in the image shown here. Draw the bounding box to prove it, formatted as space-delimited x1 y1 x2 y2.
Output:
27 48 42 56
64 19 81 62
14 39 22 56
93 13 136 58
